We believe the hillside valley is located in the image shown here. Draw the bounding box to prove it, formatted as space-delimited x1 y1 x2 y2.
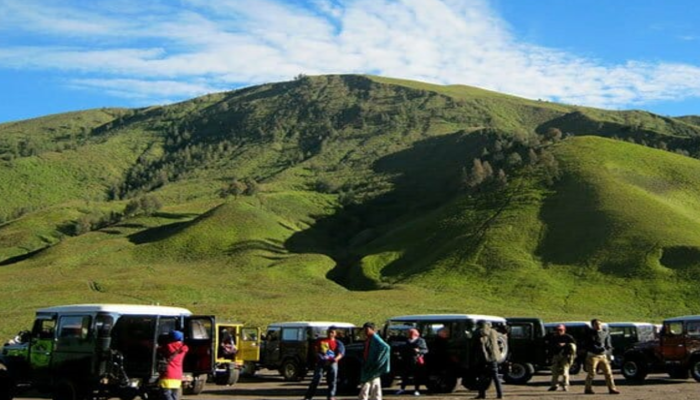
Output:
1 75 700 337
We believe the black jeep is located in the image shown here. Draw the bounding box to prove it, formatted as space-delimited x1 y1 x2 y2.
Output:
339 314 508 394
503 317 547 384
0 304 215 400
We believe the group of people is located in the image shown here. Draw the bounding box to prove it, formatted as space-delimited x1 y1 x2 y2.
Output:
304 322 393 400
547 319 620 395
303 318 621 400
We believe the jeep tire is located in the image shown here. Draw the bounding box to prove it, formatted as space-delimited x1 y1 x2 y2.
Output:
0 373 14 400
426 369 457 393
621 355 648 382
280 358 305 381
504 362 534 384
690 357 700 382
183 374 206 395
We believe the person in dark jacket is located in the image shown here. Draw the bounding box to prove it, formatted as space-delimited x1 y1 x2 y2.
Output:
396 328 428 396
474 321 503 399
547 324 576 392
584 319 619 395
157 330 189 400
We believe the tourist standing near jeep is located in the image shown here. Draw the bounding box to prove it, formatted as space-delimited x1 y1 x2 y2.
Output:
158 330 189 400
547 324 576 392
584 319 620 395
396 328 428 396
358 322 390 400
304 326 345 400
474 321 504 399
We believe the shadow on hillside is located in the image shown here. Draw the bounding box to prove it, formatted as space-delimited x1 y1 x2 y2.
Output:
0 246 49 266
227 239 288 257
285 130 489 290
127 204 224 245
535 174 614 266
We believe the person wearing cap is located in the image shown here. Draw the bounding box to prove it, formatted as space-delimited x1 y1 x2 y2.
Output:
584 319 619 395
474 321 504 399
396 328 428 396
358 322 390 400
157 330 189 400
304 326 345 400
547 324 576 392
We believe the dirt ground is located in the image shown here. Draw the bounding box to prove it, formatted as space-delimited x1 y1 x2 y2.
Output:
181 370 700 400
15 370 699 400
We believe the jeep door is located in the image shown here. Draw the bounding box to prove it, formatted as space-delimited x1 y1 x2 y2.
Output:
183 316 215 376
261 327 282 368
51 313 96 382
660 321 687 364
27 315 57 384
279 327 308 366
237 327 261 363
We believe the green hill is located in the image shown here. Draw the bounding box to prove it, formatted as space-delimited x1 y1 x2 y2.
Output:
1 74 700 337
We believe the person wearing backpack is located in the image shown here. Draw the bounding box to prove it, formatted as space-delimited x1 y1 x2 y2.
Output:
474 321 504 399
157 330 189 400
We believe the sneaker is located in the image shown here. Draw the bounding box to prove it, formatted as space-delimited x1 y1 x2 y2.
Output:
563 386 569 392
414 391 420 396
609 389 620 395
395 389 405 395
548 386 557 391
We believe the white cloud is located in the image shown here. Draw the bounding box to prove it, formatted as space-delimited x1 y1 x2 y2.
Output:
1 0 700 112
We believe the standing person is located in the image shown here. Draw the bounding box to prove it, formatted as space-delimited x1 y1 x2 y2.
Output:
547 324 577 392
304 326 345 400
157 330 189 400
474 321 503 399
358 322 390 400
396 328 428 396
584 319 619 395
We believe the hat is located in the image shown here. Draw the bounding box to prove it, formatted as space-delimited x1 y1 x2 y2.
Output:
170 330 184 341
362 322 376 330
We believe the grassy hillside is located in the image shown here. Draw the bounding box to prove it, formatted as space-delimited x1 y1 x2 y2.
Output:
1 75 700 338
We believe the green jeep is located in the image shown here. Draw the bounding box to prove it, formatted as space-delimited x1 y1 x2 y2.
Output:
0 304 215 400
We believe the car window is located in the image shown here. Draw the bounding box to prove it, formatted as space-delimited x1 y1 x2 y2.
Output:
509 324 532 339
188 318 212 339
58 315 91 339
281 328 304 341
266 328 281 341
666 322 683 335
686 321 700 337
95 314 114 338
33 318 57 339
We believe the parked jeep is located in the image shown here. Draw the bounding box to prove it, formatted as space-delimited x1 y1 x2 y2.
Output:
0 304 215 400
622 315 700 382
339 314 508 394
255 321 356 381
503 317 547 384
607 322 656 369
213 323 260 386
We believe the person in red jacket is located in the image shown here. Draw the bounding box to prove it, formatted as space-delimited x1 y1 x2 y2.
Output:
157 330 189 400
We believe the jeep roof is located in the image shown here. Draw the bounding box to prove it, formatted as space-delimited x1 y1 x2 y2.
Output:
36 304 193 316
266 321 355 328
387 314 506 322
663 315 700 323
608 322 657 327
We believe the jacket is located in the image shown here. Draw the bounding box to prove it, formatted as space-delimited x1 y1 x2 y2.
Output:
360 333 390 383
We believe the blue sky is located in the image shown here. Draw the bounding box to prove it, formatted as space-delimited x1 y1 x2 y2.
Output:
1 0 699 123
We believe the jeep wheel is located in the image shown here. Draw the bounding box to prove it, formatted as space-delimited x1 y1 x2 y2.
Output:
426 370 457 393
241 361 257 377
621 356 648 382
503 362 534 384
183 374 206 395
52 381 77 400
280 358 305 381
690 358 700 382
0 372 15 400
